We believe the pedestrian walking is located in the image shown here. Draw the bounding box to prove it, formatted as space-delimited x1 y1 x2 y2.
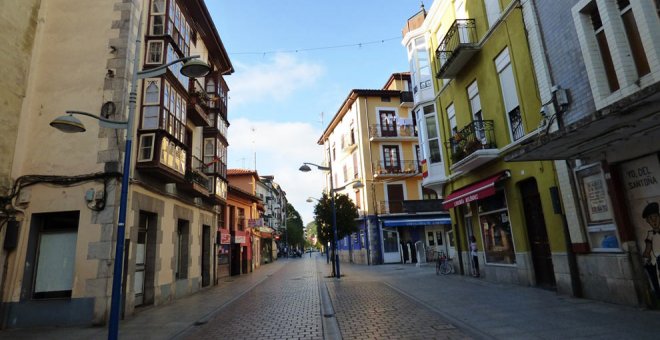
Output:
470 236 480 277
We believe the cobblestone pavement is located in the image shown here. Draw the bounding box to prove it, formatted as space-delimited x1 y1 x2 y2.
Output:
327 280 470 340
181 257 323 340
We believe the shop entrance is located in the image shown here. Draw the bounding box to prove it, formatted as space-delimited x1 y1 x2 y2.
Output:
520 179 556 289
382 228 401 263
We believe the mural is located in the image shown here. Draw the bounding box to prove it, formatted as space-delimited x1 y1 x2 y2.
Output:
620 153 660 298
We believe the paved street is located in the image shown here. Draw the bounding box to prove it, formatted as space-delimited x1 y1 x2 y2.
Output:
2 254 660 339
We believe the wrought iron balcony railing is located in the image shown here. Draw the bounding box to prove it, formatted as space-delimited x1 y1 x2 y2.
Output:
186 155 210 187
368 124 417 139
373 160 421 176
445 120 497 163
435 19 479 78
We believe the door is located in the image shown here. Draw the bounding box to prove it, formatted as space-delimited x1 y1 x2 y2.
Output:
134 211 157 307
520 179 556 289
386 183 404 213
382 228 401 263
383 146 401 173
380 111 397 137
202 225 211 287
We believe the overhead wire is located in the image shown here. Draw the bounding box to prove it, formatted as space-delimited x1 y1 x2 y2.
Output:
230 36 402 56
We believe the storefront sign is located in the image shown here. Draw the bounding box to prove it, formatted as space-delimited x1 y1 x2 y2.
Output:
248 218 263 228
234 235 246 244
220 232 231 245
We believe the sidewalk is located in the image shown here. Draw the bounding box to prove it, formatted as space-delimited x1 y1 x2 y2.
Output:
0 259 289 340
336 260 660 339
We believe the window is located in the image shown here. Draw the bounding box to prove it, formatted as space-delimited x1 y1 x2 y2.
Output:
467 81 485 142
176 219 189 279
383 145 401 171
352 152 359 179
142 106 159 129
159 137 186 174
423 188 438 200
478 190 516 265
589 3 620 92
379 111 397 137
138 133 155 162
423 105 441 163
332 143 336 160
575 164 619 251
381 96 391 102
29 211 79 299
495 48 524 142
237 208 245 230
150 15 164 35
146 40 163 64
484 0 501 27
342 165 348 184
144 79 160 105
618 0 651 77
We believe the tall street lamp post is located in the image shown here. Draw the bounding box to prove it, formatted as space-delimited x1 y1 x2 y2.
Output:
50 40 210 339
299 161 339 278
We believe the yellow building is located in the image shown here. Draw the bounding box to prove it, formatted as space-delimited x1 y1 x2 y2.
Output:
403 1 571 291
319 73 450 266
0 0 232 328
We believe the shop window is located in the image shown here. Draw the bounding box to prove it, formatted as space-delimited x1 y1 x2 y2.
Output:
478 190 516 265
575 164 620 251
29 211 79 299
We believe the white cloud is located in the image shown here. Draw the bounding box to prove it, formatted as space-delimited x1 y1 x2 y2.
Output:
227 54 325 107
228 118 325 224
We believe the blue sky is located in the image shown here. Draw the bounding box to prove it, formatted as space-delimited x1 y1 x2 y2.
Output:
208 1 429 224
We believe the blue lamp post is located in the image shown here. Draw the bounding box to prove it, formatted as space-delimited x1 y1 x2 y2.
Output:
51 45 210 340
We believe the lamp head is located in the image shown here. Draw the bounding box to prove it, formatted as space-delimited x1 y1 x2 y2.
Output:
306 198 314 203
50 114 86 133
180 58 212 78
299 164 312 172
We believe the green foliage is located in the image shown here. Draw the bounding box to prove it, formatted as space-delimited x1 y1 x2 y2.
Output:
286 203 304 248
312 192 359 247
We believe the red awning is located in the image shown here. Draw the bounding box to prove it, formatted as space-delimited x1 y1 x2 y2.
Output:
442 171 510 209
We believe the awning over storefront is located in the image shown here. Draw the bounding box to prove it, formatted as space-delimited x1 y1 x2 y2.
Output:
442 171 510 209
382 216 451 227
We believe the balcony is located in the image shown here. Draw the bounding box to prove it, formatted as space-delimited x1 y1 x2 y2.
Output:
187 79 212 127
400 91 413 108
446 120 499 173
182 155 210 196
377 199 446 215
373 160 421 178
368 124 417 141
436 19 480 79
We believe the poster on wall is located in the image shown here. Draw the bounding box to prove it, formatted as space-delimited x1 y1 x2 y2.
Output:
619 153 660 298
583 172 610 222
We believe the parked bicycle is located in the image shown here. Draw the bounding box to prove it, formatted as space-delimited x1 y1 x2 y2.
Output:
436 251 454 275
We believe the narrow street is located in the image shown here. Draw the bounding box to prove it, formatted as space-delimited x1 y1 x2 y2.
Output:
3 255 660 339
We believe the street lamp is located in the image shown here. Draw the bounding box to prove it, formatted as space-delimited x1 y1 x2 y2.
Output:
299 161 339 278
51 44 210 338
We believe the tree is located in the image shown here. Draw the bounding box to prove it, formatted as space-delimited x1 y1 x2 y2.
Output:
286 203 304 250
313 192 359 275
